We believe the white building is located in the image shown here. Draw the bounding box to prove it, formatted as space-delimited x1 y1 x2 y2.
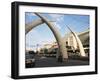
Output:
63 29 89 56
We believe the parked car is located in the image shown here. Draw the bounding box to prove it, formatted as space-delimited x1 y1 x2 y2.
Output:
25 53 35 68
29 51 36 54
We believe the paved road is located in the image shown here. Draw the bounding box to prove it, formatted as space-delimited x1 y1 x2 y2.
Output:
34 55 89 68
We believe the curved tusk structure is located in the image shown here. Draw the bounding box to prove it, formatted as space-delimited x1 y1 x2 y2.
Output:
67 26 86 57
34 13 68 61
25 13 68 61
25 19 44 34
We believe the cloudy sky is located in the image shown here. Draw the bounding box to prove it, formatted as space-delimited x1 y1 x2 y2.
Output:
25 12 89 51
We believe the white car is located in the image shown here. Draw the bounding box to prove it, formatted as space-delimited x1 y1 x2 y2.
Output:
25 53 35 68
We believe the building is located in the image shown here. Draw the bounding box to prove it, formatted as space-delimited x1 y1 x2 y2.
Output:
39 42 58 57
63 29 89 56
38 29 89 57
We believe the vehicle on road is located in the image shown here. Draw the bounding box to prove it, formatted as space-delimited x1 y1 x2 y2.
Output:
25 53 35 68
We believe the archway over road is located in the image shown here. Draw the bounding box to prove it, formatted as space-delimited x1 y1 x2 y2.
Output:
25 13 68 62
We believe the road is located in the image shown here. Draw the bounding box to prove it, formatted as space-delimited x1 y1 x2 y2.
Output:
33 55 89 68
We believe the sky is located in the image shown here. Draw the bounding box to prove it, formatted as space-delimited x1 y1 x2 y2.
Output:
25 12 89 51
